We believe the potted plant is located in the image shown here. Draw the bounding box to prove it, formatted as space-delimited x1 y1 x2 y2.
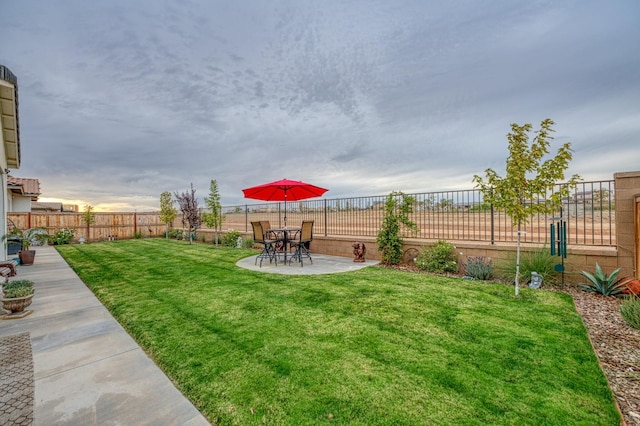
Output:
2 227 49 265
1 279 35 316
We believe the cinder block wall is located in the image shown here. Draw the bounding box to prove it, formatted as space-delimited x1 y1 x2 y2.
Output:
230 171 640 285
312 171 640 285
310 236 616 285
614 171 640 278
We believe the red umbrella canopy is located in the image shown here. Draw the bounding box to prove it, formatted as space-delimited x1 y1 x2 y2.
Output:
242 178 328 202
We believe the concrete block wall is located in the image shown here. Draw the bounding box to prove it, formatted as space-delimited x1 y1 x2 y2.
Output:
614 171 640 278
311 236 617 285
226 170 640 285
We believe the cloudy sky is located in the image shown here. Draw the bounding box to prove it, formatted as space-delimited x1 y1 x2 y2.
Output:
2 0 639 211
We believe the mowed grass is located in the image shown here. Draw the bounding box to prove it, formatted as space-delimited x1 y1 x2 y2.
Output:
56 239 620 425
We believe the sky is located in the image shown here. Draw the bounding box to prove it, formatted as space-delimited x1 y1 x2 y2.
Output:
1 0 639 211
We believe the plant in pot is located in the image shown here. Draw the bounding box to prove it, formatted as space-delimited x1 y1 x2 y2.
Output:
1 279 35 317
2 227 49 265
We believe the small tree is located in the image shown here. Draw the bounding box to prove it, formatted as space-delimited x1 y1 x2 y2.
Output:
81 205 96 241
376 191 418 265
159 191 177 239
174 183 202 245
473 118 581 295
201 179 224 245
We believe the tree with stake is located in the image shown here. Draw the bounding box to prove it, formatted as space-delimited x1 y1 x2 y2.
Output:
175 184 202 245
202 179 224 245
159 191 177 239
473 119 580 295
82 205 96 242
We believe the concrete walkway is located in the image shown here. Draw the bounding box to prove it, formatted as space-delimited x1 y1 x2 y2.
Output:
0 246 210 426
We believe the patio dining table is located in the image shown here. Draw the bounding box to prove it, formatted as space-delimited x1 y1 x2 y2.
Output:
267 227 300 264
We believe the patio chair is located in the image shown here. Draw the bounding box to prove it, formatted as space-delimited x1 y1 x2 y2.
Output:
289 220 314 266
261 220 289 253
260 221 271 232
251 221 278 267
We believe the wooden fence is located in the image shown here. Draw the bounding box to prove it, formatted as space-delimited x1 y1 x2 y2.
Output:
8 212 165 242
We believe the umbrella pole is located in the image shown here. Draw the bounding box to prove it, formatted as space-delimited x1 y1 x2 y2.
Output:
284 191 287 227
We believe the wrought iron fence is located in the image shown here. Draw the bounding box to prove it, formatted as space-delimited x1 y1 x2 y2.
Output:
222 180 615 246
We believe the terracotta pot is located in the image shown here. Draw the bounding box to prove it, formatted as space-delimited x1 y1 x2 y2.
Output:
622 277 640 296
1 293 34 313
18 250 36 265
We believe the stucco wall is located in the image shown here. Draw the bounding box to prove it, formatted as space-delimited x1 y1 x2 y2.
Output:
9 195 32 212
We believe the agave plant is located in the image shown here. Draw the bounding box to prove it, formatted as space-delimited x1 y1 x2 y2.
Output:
579 263 631 296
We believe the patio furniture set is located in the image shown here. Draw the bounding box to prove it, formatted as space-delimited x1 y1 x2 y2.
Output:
251 220 314 267
242 178 326 268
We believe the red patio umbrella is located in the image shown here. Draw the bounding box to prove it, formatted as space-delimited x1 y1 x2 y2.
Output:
242 178 328 226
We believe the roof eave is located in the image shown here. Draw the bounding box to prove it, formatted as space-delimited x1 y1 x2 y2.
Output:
0 65 21 170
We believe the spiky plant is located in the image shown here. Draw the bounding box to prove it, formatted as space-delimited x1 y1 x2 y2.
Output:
463 256 494 280
579 263 631 297
620 296 640 330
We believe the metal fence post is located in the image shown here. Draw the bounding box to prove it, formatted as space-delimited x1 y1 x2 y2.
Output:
324 199 328 236
490 202 495 245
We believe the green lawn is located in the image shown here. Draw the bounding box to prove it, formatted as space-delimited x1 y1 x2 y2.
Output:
56 239 620 425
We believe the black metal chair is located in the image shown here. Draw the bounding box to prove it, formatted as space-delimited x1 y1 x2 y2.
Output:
251 221 278 267
260 220 286 254
289 220 314 266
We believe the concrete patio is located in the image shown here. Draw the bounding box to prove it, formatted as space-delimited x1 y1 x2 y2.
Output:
236 252 379 274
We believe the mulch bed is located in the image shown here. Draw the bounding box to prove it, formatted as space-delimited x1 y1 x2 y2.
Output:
380 264 640 425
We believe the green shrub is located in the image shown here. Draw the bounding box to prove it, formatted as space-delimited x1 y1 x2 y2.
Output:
416 240 458 273
463 256 494 280
222 229 242 247
242 238 255 249
166 229 185 239
50 228 75 245
3 280 34 298
496 246 558 285
620 296 640 330
133 231 143 239
376 192 418 265
579 263 631 297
